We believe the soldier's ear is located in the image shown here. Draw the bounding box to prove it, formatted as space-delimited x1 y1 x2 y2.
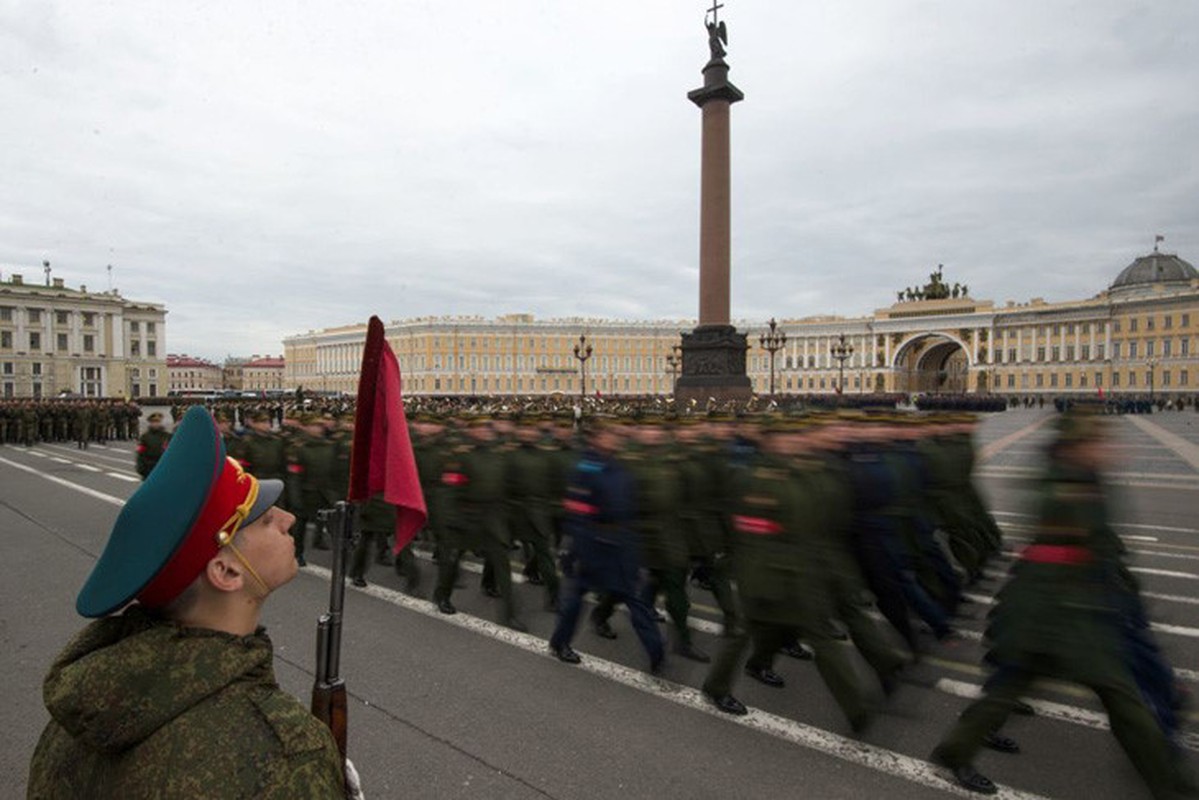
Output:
205 550 245 594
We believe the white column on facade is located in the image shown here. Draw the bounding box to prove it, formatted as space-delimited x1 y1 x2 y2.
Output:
972 327 980 363
884 333 892 366
1089 324 1097 361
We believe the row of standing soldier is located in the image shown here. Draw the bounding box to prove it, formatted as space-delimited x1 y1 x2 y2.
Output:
0 398 141 447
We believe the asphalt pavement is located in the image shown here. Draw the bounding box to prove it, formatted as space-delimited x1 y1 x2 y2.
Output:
2 408 1197 799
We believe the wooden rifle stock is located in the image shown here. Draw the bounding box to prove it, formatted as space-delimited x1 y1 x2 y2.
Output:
311 502 357 770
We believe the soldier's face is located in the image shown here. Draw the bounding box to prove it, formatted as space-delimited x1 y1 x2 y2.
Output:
234 506 300 592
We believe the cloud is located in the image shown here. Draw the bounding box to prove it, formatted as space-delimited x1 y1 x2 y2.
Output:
0 0 1196 361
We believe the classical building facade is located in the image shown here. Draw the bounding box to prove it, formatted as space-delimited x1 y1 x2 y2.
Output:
242 355 285 392
0 271 167 398
283 248 1199 398
166 354 223 393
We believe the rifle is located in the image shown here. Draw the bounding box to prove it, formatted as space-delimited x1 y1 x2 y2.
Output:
312 501 359 769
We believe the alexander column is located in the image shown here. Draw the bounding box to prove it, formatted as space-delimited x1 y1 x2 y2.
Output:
676 1 752 403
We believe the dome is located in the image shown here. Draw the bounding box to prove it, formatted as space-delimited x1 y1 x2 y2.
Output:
1110 251 1198 291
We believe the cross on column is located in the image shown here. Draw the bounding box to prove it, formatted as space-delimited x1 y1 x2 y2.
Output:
706 0 724 25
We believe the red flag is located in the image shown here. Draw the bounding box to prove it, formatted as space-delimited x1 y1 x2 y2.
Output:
348 316 427 552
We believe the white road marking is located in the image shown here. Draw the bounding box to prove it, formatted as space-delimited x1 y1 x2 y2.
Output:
0 456 126 507
75 464 101 473
43 443 136 466
303 564 1049 800
26 450 47 458
1143 591 1199 606
994 511 1199 536
107 472 139 482
49 457 70 464
1125 416 1199 473
1131 567 1199 580
1150 622 1199 639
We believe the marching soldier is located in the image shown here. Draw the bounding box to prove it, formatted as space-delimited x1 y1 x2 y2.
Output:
135 412 171 479
549 417 665 672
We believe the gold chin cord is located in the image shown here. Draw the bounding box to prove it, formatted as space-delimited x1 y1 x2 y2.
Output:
215 468 271 598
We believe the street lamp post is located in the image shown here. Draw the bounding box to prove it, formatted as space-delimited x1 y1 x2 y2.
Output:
573 334 593 400
831 333 855 395
758 318 787 397
665 343 682 392
1147 356 1158 404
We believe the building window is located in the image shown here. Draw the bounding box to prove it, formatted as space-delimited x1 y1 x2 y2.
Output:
57 333 68 351
1050 373 1058 387
130 340 140 357
32 362 41 375
0 306 12 322
1112 372 1120 387
56 310 69 325
1183 314 1190 328
1162 371 1171 387
0 331 10 349
29 331 41 350
1064 373 1072 388
1065 345 1075 361
1007 348 1017 363
1146 316 1155 331
2 382 11 398
149 368 157 378
82 312 94 327
1163 340 1172 357
1129 318 1138 332
1051 346 1060 361
28 308 42 324
1097 344 1106 360
1007 374 1015 388
149 383 158 397
1182 370 1189 386
83 334 94 352
1052 324 1061 335
32 382 42 398
1128 372 1136 387
1036 347 1046 362
2 362 12 375
1067 323 1075 335
1182 339 1190 357
1036 374 1044 387
1096 372 1103 387
147 321 156 334
147 341 156 357
1146 340 1155 357
132 383 141 397
1081 344 1090 360
130 320 139 332
1128 341 1138 359
1080 373 1088 388
1164 315 1173 330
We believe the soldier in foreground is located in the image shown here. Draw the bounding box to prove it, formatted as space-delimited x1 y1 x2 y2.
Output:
26 406 347 799
930 411 1196 798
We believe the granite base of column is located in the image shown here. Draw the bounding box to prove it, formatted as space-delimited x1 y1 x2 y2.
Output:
675 324 752 404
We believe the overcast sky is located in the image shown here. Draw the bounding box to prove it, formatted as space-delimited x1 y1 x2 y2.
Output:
2 1 1196 361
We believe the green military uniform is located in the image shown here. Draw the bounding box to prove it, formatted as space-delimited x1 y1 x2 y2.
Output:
27 608 344 799
433 428 524 629
73 404 93 449
22 402 38 446
504 432 562 609
703 441 881 731
677 433 739 629
242 421 289 498
932 418 1187 798
135 426 171 480
286 423 337 563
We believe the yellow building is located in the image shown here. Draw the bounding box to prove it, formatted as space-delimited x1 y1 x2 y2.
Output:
284 247 1199 398
0 271 167 398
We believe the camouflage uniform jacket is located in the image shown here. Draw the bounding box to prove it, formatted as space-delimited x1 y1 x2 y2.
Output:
27 607 343 800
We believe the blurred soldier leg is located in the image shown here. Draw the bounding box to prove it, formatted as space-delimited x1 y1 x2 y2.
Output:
651 567 707 662
394 541 422 597
590 593 620 638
